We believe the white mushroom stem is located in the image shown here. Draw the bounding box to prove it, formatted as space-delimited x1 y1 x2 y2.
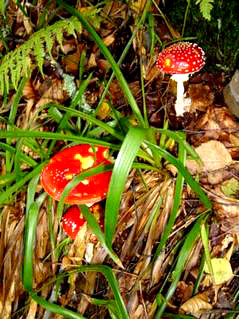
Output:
171 73 192 116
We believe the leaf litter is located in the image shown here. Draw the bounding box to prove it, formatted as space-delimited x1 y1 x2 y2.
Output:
1 1 239 319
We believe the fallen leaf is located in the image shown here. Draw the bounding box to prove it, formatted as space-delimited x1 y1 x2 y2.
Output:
204 257 233 285
186 140 232 174
221 178 239 197
188 83 214 112
180 292 212 317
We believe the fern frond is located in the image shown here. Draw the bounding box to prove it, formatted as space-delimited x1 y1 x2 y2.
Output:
34 38 45 76
0 17 82 94
195 0 214 21
45 29 54 60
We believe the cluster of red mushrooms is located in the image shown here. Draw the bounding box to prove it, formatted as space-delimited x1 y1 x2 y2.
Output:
40 144 112 239
40 42 206 239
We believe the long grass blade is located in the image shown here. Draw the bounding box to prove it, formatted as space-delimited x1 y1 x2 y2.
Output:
155 139 186 257
146 141 212 209
105 127 145 248
75 265 129 319
0 129 114 148
155 216 205 318
0 162 45 204
23 202 38 291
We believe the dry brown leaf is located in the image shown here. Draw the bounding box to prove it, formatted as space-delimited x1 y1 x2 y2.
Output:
26 298 38 319
103 33 115 46
214 198 239 220
188 83 214 112
35 78 68 108
187 140 232 174
62 47 82 74
180 292 212 317
88 53 97 68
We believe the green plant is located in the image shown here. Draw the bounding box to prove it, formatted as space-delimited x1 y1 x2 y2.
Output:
195 0 215 21
0 17 82 95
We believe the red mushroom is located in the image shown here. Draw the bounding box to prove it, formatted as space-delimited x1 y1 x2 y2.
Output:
62 205 86 240
62 204 104 241
156 42 205 116
40 144 112 205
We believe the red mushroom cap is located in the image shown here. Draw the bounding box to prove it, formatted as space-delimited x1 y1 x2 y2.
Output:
62 204 104 241
156 42 205 75
40 144 112 204
62 205 86 240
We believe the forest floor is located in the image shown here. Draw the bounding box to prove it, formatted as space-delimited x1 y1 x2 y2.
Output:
1 1 239 319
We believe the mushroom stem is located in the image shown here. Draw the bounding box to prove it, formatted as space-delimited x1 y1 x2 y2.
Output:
171 74 192 116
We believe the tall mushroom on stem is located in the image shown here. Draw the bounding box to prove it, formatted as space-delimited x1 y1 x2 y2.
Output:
156 42 205 116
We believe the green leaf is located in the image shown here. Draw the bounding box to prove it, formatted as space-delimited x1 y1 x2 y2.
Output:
155 216 205 318
105 127 146 247
195 0 214 21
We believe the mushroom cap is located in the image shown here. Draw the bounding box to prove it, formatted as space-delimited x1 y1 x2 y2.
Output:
156 42 205 75
62 205 86 239
40 144 112 204
62 203 104 240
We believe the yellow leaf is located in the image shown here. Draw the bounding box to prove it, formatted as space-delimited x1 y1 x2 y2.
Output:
204 257 233 285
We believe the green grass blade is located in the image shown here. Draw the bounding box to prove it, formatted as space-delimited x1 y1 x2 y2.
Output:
79 205 123 268
156 129 201 162
55 164 123 267
55 104 124 141
0 128 155 164
155 140 186 257
146 141 212 209
23 202 39 291
6 76 28 172
155 216 204 318
200 221 214 283
23 193 87 318
0 129 114 148
30 293 87 319
57 0 145 127
75 265 129 319
0 162 46 204
0 142 37 167
26 175 40 214
105 127 145 248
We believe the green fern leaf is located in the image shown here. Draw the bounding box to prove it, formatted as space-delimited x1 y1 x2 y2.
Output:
195 0 214 21
0 70 4 94
21 47 31 78
65 17 82 37
0 17 83 95
34 38 45 76
4 67 9 94
56 28 64 52
45 30 54 60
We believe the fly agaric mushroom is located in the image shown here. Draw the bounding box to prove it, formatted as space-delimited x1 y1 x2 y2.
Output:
62 205 86 240
156 42 205 116
40 144 112 205
62 204 104 241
